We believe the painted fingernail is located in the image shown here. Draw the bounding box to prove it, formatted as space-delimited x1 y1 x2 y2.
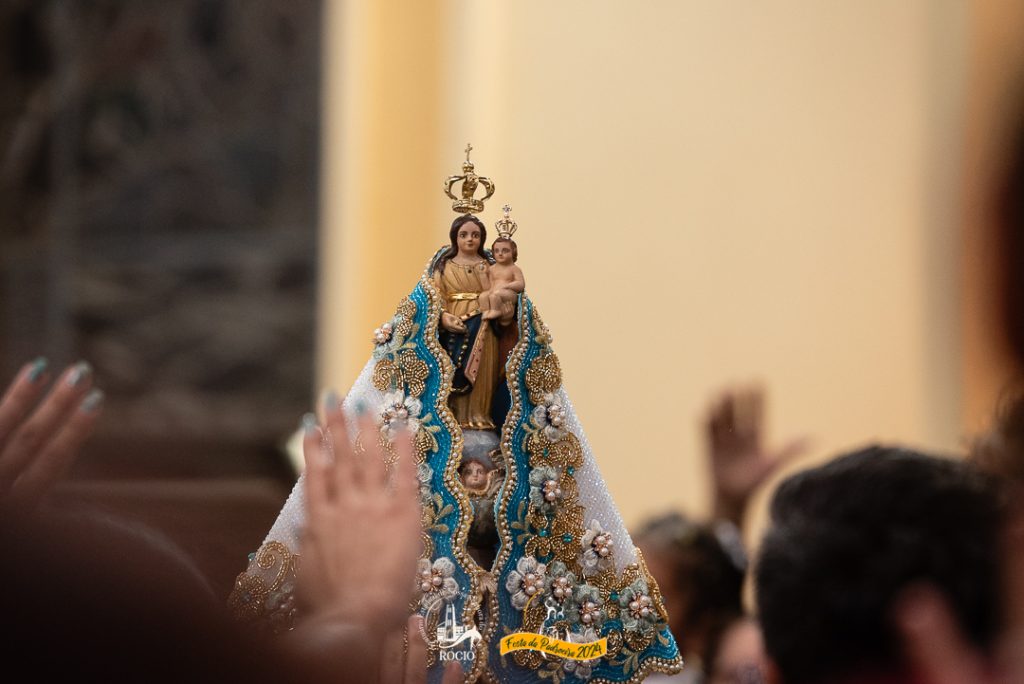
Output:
301 412 319 435
323 390 341 412
80 389 104 413
67 361 92 388
27 357 48 383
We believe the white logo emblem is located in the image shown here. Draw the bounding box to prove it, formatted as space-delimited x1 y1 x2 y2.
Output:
436 603 481 661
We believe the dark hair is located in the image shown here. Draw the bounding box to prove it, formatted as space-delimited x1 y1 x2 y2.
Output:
436 215 487 274
492 237 518 262
755 446 1005 684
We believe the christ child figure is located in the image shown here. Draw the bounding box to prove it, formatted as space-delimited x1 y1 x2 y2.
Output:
478 237 525 321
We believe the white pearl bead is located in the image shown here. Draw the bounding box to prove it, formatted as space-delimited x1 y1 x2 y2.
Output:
432 576 443 587
640 607 651 618
525 586 536 596
630 601 639 611
526 573 536 582
420 582 431 592
598 548 609 557
545 492 556 502
582 614 592 624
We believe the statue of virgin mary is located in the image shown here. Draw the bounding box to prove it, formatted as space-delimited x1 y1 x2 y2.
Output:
229 149 683 683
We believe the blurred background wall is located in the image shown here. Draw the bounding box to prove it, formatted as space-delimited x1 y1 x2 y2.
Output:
321 0 1015 535
0 0 321 458
0 0 323 594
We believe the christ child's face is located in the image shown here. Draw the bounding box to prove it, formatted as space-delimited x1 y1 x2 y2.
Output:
493 241 515 265
461 461 488 489
457 225 481 256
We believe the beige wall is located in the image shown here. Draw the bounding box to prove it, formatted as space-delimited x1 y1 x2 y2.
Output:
320 1 969 533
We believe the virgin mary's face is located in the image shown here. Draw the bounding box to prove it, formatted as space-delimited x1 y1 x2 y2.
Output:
457 224 481 255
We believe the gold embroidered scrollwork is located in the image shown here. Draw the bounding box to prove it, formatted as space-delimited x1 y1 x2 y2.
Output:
524 352 562 404
372 358 399 392
227 541 299 633
372 349 429 398
395 298 417 336
512 310 679 678
526 431 584 470
414 425 437 462
372 295 437 464
512 599 549 669
372 298 427 397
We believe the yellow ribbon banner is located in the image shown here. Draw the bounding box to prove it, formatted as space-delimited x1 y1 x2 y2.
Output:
499 633 607 660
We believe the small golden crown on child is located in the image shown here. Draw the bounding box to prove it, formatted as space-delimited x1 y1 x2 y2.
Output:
443 143 495 214
495 204 518 239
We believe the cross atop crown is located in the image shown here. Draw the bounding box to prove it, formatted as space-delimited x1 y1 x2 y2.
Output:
495 204 518 239
443 143 495 214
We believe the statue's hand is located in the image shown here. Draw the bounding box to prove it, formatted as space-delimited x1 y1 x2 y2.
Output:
441 312 467 333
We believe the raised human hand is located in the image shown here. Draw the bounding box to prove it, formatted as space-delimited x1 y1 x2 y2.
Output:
705 386 808 526
0 358 103 507
297 398 422 637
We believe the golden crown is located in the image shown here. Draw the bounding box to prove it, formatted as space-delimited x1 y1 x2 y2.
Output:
495 204 518 240
443 143 495 214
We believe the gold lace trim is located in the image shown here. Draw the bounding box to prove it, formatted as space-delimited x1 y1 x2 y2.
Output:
227 541 299 634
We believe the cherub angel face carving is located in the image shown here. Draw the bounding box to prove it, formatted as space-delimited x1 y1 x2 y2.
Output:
461 460 488 489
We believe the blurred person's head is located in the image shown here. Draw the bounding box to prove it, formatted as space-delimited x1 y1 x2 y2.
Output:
635 512 745 669
972 390 1024 485
755 446 1005 684
971 391 1024 679
999 101 1024 365
706 617 767 684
